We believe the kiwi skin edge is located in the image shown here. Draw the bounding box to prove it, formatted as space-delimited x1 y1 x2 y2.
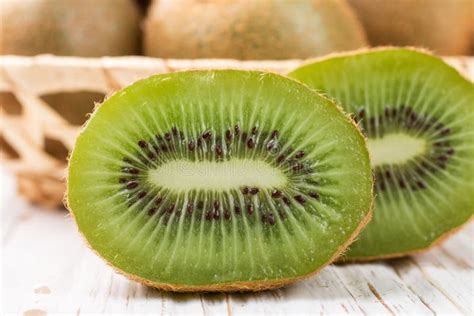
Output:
65 69 374 292
290 46 473 262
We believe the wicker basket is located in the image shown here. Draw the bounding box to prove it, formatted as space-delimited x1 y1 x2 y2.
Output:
0 55 472 208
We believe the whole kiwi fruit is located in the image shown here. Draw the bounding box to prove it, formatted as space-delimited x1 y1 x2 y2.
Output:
144 0 367 60
67 70 373 291
0 0 140 56
348 0 474 55
289 48 474 260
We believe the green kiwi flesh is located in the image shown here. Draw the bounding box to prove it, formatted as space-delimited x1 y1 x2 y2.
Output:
289 48 474 260
67 70 373 291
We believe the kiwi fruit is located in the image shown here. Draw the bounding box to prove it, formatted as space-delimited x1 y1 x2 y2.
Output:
144 0 367 60
67 70 373 291
0 0 140 56
289 48 474 260
348 0 474 55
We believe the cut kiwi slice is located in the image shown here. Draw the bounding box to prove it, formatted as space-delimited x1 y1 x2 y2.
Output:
289 48 474 260
67 70 373 291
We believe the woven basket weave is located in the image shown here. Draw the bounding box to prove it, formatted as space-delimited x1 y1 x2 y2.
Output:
0 55 472 208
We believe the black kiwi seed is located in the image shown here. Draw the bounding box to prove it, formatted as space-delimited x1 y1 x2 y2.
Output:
137 191 147 199
251 126 258 135
271 190 282 198
246 204 254 215
148 208 157 216
295 151 305 159
165 132 172 141
213 200 220 210
197 200 204 209
294 195 305 205
282 196 291 205
119 177 127 184
205 211 212 221
248 187 259 195
215 144 223 156
267 213 276 225
171 126 179 136
225 129 232 140
437 155 448 162
417 181 426 189
241 187 249 194
276 155 285 163
186 203 193 215
213 210 220 220
398 178 406 189
202 130 212 140
234 124 240 135
126 181 139 189
439 128 451 136
308 191 319 199
224 210 231 220
155 197 163 205
234 206 241 214
271 130 279 139
138 140 148 148
188 140 195 151
266 140 276 151
247 137 255 149
446 148 455 155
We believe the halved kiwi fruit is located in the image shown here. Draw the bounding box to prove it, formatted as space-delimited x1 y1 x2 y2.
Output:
289 48 474 260
67 70 373 291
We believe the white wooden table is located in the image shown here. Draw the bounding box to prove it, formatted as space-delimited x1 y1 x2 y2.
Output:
1 168 473 315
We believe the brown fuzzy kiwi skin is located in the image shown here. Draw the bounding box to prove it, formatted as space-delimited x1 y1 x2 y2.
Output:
348 0 474 55
65 69 375 292
0 0 140 57
144 0 367 60
289 47 473 262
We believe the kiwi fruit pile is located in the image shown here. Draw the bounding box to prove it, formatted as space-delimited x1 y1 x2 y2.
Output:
0 0 140 56
348 0 474 55
289 48 474 260
67 70 373 291
144 0 367 60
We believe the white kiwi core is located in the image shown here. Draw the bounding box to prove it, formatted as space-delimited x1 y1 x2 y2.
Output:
368 133 427 167
148 159 287 192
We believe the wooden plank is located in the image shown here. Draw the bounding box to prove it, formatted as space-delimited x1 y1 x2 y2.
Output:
2 195 472 315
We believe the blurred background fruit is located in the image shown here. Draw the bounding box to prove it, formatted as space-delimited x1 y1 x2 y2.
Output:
144 0 368 60
0 0 141 57
348 0 474 55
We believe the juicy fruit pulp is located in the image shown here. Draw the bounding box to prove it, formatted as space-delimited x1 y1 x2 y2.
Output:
67 70 373 291
289 48 474 260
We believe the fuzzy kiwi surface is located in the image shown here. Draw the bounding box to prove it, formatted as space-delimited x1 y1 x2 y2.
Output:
67 70 373 291
0 0 140 56
289 48 474 260
348 0 473 55
144 0 367 60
